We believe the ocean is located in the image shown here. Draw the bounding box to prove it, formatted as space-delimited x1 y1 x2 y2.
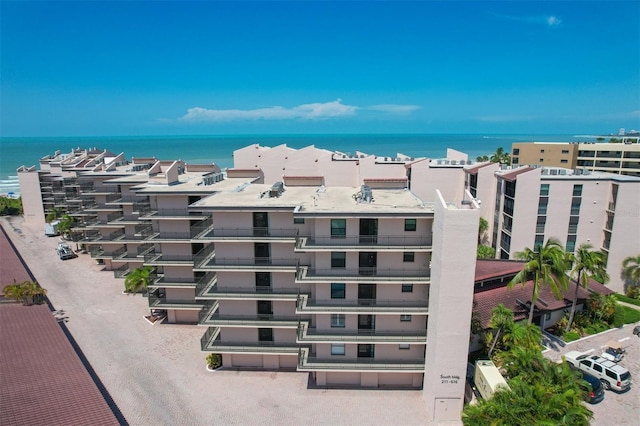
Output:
0 133 599 196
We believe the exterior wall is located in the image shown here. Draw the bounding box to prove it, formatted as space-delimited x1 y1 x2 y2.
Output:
423 191 478 422
606 181 640 293
410 161 466 204
508 169 541 255
474 163 500 245
17 170 45 224
577 143 640 176
511 142 579 168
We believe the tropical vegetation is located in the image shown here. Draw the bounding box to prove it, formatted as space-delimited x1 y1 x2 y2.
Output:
3 280 47 305
475 147 511 165
508 238 570 325
56 214 76 240
622 254 640 291
124 265 154 294
464 314 592 426
45 207 64 223
565 244 609 332
206 353 222 370
0 196 23 216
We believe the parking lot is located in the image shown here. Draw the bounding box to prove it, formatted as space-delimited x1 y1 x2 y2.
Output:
543 322 640 424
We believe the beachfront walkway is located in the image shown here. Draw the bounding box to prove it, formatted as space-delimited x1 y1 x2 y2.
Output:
1 216 431 425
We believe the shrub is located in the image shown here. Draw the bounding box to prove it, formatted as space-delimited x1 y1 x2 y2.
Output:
623 287 640 302
206 353 222 369
563 331 581 342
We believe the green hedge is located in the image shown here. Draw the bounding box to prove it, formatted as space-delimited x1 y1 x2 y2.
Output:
612 305 640 327
563 331 581 342
612 293 640 307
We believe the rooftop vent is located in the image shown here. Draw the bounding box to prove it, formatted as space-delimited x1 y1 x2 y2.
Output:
202 172 224 186
354 185 373 203
269 181 285 198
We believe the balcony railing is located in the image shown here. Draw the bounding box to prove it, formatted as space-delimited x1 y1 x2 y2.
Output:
150 275 198 288
143 253 195 265
196 257 299 270
193 244 215 268
297 323 427 343
201 313 302 328
148 294 204 310
296 235 432 250
296 296 429 314
113 264 130 279
141 209 208 218
296 266 430 282
201 333 299 354
297 348 425 372
197 283 300 301
196 227 300 240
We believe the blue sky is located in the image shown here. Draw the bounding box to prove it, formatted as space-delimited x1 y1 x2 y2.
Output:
1 1 639 136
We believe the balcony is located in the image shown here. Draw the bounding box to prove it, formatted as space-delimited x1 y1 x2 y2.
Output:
149 275 198 289
148 294 205 310
296 266 430 283
295 235 432 252
200 327 299 354
105 196 147 205
297 348 425 372
195 257 299 272
296 295 428 314
89 246 126 259
113 264 130 279
198 303 301 328
296 322 427 344
143 252 195 266
196 281 300 301
141 209 208 219
195 227 299 241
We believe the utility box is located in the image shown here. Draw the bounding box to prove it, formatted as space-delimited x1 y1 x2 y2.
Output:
474 360 510 400
45 220 60 237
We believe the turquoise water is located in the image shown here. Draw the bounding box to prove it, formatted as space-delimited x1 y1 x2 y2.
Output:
0 133 597 195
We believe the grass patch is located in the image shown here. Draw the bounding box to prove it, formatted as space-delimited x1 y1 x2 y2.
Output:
612 293 640 307
612 305 640 327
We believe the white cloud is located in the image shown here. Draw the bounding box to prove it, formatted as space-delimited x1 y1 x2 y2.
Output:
178 99 420 122
489 12 562 28
366 104 422 113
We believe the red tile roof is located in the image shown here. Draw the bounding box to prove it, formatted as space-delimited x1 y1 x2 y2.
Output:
475 259 526 282
474 278 613 328
499 166 535 181
0 225 122 426
465 162 494 174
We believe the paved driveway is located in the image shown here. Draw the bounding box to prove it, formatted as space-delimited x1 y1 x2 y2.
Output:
2 217 431 425
543 321 640 425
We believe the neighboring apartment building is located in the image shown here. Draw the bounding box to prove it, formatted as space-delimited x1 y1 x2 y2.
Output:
18 146 480 423
466 164 640 294
511 141 640 177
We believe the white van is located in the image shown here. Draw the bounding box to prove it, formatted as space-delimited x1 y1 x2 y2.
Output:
565 351 632 392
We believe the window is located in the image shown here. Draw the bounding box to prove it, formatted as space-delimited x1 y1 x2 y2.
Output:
534 234 544 250
537 197 548 215
573 184 583 197
536 216 546 234
568 216 579 234
401 284 414 293
513 148 520 155
404 219 417 232
258 328 273 342
539 158 544 162
294 217 305 224
400 314 412 322
540 149 545 153
331 219 346 238
566 235 577 252
331 283 346 299
331 314 346 328
331 344 345 356
593 364 603 374
571 197 581 215
512 157 519 165
399 344 410 350
331 252 346 268
539 184 549 196
403 252 415 262
561 159 568 164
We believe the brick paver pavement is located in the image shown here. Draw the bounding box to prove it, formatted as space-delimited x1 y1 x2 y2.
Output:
2 217 431 425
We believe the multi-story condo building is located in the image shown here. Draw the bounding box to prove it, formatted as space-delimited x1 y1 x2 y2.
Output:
511 141 640 177
18 146 480 423
466 164 640 293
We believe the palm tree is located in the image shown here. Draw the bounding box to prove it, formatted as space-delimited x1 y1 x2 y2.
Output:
475 154 489 162
565 244 609 332
489 147 511 164
124 265 153 294
508 238 570 325
3 280 46 305
487 304 514 357
622 255 640 287
45 207 63 223
57 214 76 240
